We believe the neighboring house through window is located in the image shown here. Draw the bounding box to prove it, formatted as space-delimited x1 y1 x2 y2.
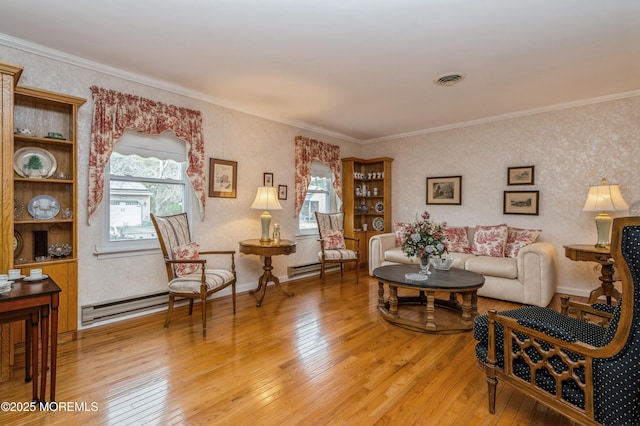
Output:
102 130 191 251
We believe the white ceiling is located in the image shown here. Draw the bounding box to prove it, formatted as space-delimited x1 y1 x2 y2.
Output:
1 0 639 142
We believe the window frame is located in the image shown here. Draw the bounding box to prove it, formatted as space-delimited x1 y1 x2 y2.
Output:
100 134 192 254
297 161 337 236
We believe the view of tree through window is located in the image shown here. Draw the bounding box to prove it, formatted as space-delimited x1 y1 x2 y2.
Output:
109 152 186 241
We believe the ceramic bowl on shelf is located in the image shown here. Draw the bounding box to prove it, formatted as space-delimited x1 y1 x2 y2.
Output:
15 127 35 136
430 257 455 270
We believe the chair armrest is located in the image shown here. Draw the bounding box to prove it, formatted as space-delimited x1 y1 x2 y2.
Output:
199 250 236 255
564 299 614 322
198 250 236 274
344 236 360 252
166 258 205 265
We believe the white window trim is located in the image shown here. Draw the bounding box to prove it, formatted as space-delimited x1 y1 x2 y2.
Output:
96 131 192 256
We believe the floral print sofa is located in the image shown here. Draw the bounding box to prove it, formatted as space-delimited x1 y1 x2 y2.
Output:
369 224 558 307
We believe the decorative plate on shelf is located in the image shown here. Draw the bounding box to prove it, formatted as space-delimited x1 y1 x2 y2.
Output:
14 147 57 178
372 216 384 231
374 201 384 213
14 230 22 255
27 195 60 220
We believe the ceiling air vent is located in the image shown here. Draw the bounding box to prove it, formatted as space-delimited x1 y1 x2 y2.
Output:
434 72 465 87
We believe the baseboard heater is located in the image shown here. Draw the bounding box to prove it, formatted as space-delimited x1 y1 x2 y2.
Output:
287 262 339 278
81 291 170 325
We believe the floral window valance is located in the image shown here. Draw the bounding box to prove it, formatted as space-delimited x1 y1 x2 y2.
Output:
294 136 342 217
87 86 206 224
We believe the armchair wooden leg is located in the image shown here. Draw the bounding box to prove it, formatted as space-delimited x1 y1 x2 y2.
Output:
201 296 207 337
188 299 194 315
320 262 325 280
487 375 497 414
232 283 237 314
355 261 360 284
165 295 176 328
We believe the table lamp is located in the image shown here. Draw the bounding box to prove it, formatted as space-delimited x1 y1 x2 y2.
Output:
582 178 629 248
251 186 282 243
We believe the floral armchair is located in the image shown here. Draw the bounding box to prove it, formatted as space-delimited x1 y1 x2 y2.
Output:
314 212 360 283
474 217 640 425
151 213 236 337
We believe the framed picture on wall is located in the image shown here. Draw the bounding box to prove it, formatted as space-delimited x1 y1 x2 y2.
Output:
504 191 539 215
426 176 462 205
208 158 237 198
508 166 535 185
278 185 288 200
263 173 274 187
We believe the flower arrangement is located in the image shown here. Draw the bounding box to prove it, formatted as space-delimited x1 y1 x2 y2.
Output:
400 211 448 259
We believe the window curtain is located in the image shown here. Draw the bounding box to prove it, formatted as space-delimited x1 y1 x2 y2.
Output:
294 136 342 217
87 86 206 224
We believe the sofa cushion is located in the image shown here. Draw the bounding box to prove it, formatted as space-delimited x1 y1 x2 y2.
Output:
443 226 471 253
471 224 508 257
394 222 409 246
505 227 542 258
465 255 518 279
384 246 416 263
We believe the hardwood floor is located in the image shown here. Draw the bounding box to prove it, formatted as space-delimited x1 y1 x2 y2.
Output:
0 270 580 425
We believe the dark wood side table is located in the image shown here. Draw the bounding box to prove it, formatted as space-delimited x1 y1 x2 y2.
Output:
0 277 61 402
563 244 618 304
239 239 297 307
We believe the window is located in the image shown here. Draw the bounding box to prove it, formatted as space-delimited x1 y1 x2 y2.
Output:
102 130 191 251
298 162 337 235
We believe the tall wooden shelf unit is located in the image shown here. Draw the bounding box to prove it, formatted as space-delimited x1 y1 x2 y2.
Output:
0 62 86 382
342 157 392 267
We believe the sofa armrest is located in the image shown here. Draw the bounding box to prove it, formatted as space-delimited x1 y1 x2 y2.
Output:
369 233 397 275
517 241 558 306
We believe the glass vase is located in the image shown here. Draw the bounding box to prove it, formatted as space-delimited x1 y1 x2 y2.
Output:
419 254 431 274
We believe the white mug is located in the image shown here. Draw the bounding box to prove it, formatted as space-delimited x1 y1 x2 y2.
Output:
30 268 42 278
7 269 20 279
0 274 9 282
362 224 368 231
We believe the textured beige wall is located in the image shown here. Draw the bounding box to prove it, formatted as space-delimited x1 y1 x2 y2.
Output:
3 43 638 318
364 97 640 296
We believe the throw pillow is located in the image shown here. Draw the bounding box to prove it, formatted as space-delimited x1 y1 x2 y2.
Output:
505 227 542 258
394 222 409 246
471 224 508 257
172 241 201 277
321 229 346 250
443 226 470 253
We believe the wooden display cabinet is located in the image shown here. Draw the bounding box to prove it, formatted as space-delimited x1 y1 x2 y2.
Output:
12 86 85 338
0 61 85 382
342 157 392 268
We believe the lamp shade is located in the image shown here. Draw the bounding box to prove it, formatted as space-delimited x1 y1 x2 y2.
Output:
582 178 629 212
251 186 283 211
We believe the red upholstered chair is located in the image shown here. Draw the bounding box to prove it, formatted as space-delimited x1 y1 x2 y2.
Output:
151 213 236 337
314 211 359 283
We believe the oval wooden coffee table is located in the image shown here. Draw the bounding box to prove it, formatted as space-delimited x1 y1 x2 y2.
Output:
373 264 485 334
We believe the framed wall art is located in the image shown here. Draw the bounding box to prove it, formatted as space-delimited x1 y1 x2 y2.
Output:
278 185 288 200
426 176 462 205
208 158 237 198
263 172 274 187
504 191 539 215
508 166 535 185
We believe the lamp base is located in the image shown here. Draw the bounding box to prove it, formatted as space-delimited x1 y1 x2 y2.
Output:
260 210 272 244
594 211 613 248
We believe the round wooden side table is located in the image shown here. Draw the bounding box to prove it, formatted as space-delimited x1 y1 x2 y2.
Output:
239 239 297 307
